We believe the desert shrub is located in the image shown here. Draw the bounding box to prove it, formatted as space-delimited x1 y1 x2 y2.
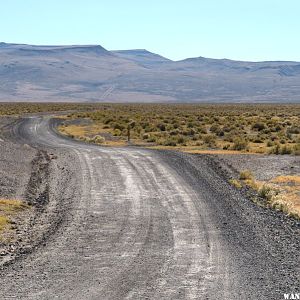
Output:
104 117 114 124
269 144 293 155
280 145 293 155
279 139 286 144
144 126 154 133
252 134 265 143
187 128 196 136
232 138 248 150
85 137 92 143
216 130 224 137
269 144 280 155
147 136 156 143
239 170 253 181
142 133 149 140
262 128 271 134
258 184 279 202
229 179 242 189
141 122 149 129
197 126 207 134
113 123 125 131
210 124 220 133
252 122 266 131
287 126 300 134
92 135 105 144
181 130 189 136
293 143 300 155
157 124 166 131
223 144 231 150
223 126 233 133
166 124 174 131
177 136 186 145
113 129 122 136
170 129 179 136
203 135 217 147
164 139 177 146
270 135 278 141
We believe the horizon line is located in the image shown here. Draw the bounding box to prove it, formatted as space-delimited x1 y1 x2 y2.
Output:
1 41 299 64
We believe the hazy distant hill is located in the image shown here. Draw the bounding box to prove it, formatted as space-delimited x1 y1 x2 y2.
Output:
0 42 300 102
113 49 171 67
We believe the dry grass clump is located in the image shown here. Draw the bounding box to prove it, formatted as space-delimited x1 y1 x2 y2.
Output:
0 199 30 233
230 173 300 219
268 175 300 218
0 199 29 212
239 170 254 181
59 124 116 145
91 135 105 144
229 179 243 189
232 138 249 151
271 175 300 184
255 181 300 219
58 124 87 137
0 216 9 231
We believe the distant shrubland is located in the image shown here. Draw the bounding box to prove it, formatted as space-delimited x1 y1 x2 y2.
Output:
58 103 300 155
0 102 298 155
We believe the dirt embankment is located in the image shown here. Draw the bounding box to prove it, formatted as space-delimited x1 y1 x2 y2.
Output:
0 117 77 267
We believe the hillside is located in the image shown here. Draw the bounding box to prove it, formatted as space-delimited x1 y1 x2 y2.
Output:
0 42 300 102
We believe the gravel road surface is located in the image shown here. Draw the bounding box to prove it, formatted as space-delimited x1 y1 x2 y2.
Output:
0 116 299 300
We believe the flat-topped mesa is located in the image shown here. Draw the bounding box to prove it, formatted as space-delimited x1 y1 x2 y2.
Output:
0 43 112 56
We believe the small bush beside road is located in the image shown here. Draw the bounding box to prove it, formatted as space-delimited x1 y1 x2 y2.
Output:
231 172 300 219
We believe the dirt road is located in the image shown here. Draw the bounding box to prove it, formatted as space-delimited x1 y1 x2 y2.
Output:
0 117 299 299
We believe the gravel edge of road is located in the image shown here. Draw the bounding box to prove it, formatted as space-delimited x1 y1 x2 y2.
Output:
0 117 80 269
151 149 300 296
155 149 300 227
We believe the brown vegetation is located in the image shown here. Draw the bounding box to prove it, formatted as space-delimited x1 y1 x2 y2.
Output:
59 104 300 154
0 102 299 155
231 172 300 219
0 199 30 237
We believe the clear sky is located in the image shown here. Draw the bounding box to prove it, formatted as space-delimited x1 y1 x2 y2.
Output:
1 0 300 61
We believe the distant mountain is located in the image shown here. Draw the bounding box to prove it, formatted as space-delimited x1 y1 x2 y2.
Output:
113 49 171 67
0 42 299 102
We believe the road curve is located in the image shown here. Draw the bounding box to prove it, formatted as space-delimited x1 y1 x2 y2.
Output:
0 117 299 300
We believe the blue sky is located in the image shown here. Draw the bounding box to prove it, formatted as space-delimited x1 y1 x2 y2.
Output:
1 0 300 61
